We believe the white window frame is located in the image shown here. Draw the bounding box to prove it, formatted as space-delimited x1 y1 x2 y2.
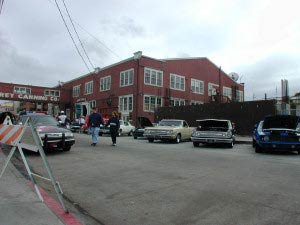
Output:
144 67 163 87
119 94 133 113
170 74 185 91
14 86 31 94
89 100 96 108
100 75 111 92
170 97 185 106
143 95 162 112
84 81 93 95
191 79 204 94
190 100 203 105
72 85 80 97
236 90 244 102
44 89 60 97
120 68 134 87
208 82 219 96
223 86 232 100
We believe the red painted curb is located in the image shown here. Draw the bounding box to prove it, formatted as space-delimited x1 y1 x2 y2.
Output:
27 182 83 225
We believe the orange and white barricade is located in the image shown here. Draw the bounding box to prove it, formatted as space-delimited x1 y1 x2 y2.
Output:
0 117 68 212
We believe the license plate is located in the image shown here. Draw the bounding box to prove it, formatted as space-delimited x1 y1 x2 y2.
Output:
207 139 214 143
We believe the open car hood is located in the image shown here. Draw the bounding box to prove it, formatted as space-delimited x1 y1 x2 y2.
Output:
137 116 153 128
196 119 229 131
263 115 299 130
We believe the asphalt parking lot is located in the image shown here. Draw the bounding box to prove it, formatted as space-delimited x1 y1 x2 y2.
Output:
13 134 300 225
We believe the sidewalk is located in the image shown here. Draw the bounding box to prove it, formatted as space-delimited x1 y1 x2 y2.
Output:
0 150 64 225
235 135 252 144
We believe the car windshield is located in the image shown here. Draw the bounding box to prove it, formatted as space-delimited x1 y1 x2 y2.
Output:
263 116 299 129
22 115 59 127
197 120 229 131
158 120 182 127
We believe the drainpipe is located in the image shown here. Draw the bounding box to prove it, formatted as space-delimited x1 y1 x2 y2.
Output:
133 51 142 126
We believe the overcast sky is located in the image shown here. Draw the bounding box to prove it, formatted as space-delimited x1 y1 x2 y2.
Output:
1 0 300 100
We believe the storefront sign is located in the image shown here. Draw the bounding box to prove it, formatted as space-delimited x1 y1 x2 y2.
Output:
0 92 60 102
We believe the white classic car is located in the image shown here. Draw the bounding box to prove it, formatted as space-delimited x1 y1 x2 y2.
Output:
143 119 194 143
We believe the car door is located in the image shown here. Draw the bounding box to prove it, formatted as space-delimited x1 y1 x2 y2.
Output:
123 121 130 133
182 121 190 139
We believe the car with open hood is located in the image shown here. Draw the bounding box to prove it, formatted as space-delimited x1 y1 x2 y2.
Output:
191 119 235 148
143 119 194 143
133 116 153 139
20 114 75 151
253 115 300 153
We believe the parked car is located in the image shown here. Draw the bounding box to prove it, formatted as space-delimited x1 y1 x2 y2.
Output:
191 119 235 148
253 115 300 153
143 119 194 143
133 116 153 139
99 120 135 136
20 114 75 151
68 121 81 132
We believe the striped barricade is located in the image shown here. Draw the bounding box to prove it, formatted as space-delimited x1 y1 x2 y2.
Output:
0 124 24 146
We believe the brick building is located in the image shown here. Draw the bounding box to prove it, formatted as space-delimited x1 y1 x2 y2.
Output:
62 52 244 124
0 52 244 124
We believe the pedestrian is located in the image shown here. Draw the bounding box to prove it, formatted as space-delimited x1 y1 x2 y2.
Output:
106 111 120 146
88 107 104 146
58 111 67 126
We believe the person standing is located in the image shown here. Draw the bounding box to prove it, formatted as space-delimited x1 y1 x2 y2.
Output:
88 107 104 146
58 111 67 126
106 111 120 146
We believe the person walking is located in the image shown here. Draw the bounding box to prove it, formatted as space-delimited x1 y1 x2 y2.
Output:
106 111 120 146
88 107 104 146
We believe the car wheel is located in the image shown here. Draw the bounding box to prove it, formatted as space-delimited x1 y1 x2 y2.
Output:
252 139 256 148
148 138 154 143
175 134 181 144
128 131 133 136
99 133 103 136
255 145 262 153
228 141 234 148
133 136 137 139
193 142 199 147
298 150 300 155
63 146 71 151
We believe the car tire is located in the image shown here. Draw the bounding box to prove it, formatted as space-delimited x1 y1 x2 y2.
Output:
128 131 132 136
133 136 137 139
255 145 262 153
298 150 300 155
193 142 199 147
63 146 71 151
99 133 103 136
148 138 154 143
175 134 181 144
252 139 256 148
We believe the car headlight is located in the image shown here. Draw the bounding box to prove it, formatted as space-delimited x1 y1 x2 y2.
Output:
166 130 173 134
65 132 74 138
226 131 232 138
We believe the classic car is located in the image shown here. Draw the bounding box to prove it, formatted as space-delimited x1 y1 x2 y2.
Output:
99 120 135 136
20 114 75 151
253 115 300 153
133 116 154 139
191 119 235 148
143 119 194 143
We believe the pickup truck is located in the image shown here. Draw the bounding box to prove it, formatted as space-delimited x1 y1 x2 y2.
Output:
143 119 194 143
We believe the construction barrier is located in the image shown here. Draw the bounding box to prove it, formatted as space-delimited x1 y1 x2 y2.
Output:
0 117 68 213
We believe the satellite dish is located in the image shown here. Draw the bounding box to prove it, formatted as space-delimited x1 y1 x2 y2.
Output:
229 72 239 81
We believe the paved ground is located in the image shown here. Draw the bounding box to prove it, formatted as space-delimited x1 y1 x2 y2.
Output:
7 134 300 225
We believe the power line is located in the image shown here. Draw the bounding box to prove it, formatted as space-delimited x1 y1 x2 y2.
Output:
54 0 92 72
47 0 121 60
0 0 5 15
61 0 95 69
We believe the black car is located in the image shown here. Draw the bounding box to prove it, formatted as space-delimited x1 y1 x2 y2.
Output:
253 115 300 153
20 114 75 151
133 116 153 139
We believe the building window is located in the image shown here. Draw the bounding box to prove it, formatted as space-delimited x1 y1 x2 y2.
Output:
120 69 134 87
144 68 163 87
191 79 204 94
14 86 31 94
89 100 96 108
100 76 111 91
208 83 219 96
190 100 203 105
143 95 162 112
73 85 80 97
119 94 133 112
223 87 232 100
170 74 185 91
44 89 60 97
170 97 185 106
85 81 93 95
236 90 244 102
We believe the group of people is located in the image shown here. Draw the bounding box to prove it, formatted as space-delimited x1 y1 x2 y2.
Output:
88 107 120 147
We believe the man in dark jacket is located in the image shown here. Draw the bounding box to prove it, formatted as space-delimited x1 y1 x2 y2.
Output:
88 107 104 146
106 111 120 146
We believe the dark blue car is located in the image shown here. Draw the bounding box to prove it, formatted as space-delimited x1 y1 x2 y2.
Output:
253 115 300 154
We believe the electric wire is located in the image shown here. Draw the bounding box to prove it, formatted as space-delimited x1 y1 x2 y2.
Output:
61 0 95 69
54 0 92 73
47 0 121 60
